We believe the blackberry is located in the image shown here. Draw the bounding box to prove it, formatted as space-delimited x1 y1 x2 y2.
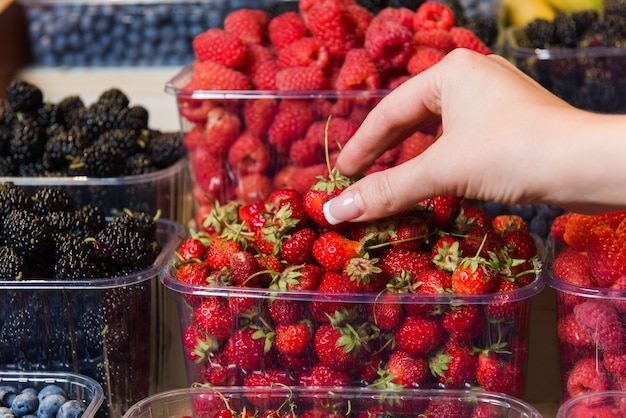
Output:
69 142 126 177
45 210 82 234
571 9 598 37
55 95 86 127
0 156 17 176
36 101 62 129
44 125 91 171
2 209 54 261
145 131 185 169
0 99 16 125
96 88 130 110
553 12 578 47
0 245 26 280
119 105 149 131
581 15 626 47
0 182 32 217
5 80 44 113
31 187 75 214
94 226 156 267
95 128 140 157
441 0 467 26
355 0 387 13
10 114 46 163
76 308 104 358
75 204 107 234
125 152 155 175
464 15 498 47
524 18 555 48
0 124 10 153
605 0 626 19
53 233 102 280
18 160 51 177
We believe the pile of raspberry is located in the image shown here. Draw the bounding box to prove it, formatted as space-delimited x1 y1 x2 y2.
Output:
178 1 491 225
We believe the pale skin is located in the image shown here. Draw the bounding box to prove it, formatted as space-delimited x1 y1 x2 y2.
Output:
323 48 626 225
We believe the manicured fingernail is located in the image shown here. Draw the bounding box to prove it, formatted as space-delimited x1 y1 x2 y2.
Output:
323 191 364 225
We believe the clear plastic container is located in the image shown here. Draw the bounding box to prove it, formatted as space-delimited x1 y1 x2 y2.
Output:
123 386 543 418
557 391 626 418
0 219 184 418
0 157 193 226
505 26 626 114
0 371 104 418
161 257 545 399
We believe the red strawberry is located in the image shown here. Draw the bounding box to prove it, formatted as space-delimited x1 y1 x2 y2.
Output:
405 268 452 317
199 352 240 386
280 227 318 265
574 299 626 353
432 235 463 272
461 225 503 258
268 11 308 49
274 321 312 356
502 230 537 261
449 26 492 55
206 236 243 270
297 362 351 387
429 339 478 389
335 48 381 90
451 253 499 294
223 327 271 373
267 298 306 325
482 277 522 319
277 263 323 292
175 261 210 286
244 369 293 409
476 351 521 395
442 304 484 341
308 271 355 322
190 60 250 91
454 204 492 231
492 215 529 235
228 250 261 286
384 349 429 387
413 29 454 53
194 296 235 340
364 14 413 72
178 237 207 261
379 247 433 279
406 46 446 76
312 231 361 271
192 28 246 67
313 322 358 372
228 132 271 176
183 324 217 363
367 292 405 331
422 397 470 417
566 357 610 398
419 195 462 229
412 1 455 31
394 316 445 356
586 223 626 287
223 8 268 46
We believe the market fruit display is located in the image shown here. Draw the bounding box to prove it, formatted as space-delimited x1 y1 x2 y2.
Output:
165 157 544 398
169 1 494 225
0 183 181 418
549 211 626 404
0 383 89 418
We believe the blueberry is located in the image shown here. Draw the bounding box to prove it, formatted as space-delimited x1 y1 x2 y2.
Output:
0 406 15 418
0 387 18 408
56 401 85 418
530 216 549 238
36 386 66 403
36 394 65 418
10 392 38 417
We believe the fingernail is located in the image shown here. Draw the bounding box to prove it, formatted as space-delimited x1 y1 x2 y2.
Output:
323 191 364 225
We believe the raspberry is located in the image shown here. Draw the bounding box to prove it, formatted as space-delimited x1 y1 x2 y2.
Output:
574 299 626 353
235 173 274 204
345 3 374 41
364 14 414 71
190 60 250 91
277 37 330 70
203 107 241 157
183 124 205 151
307 116 358 151
228 132 271 176
335 48 380 90
223 9 269 45
243 98 278 139
192 28 247 67
413 2 455 32
307 0 358 59
191 145 229 200
289 137 324 167
239 44 275 78
449 27 492 55
406 46 446 76
250 60 280 90
384 74 411 89
281 163 327 193
268 99 317 154
413 29 455 53
395 131 437 165
275 67 327 91
566 357 610 398
177 92 218 124
268 11 308 49
377 6 414 30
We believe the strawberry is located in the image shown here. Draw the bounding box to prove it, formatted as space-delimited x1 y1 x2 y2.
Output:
454 204 492 231
178 237 208 261
199 352 240 386
492 214 529 235
223 327 272 373
384 349 429 387
192 28 247 67
482 277 522 319
297 362 351 387
280 227 318 264
476 351 521 395
429 339 478 389
228 250 261 286
387 216 430 250
394 316 445 356
308 271 355 322
451 253 499 294
243 369 294 409
418 195 462 229
313 322 358 372
502 230 537 260
566 357 610 398
379 247 433 279
267 298 306 325
367 292 405 331
303 172 353 229
573 299 626 353
586 223 626 287
276 263 323 292
405 268 452 317
239 201 266 231
206 236 243 270
431 235 463 272
412 1 455 31
312 231 361 271
175 261 210 287
274 321 312 356
460 225 503 258
183 324 217 363
442 304 484 341
194 296 235 340
421 398 470 417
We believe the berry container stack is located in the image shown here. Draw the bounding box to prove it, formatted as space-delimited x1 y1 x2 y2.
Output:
546 211 626 403
0 370 105 418
505 2 626 115
164 0 499 227
0 183 185 418
122 386 543 418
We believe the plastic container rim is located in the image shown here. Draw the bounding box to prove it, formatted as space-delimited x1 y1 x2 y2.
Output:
0 219 184 290
547 271 626 300
0 370 104 418
161 256 545 304
0 156 188 187
556 390 626 417
505 25 626 59
123 386 542 418
165 63 393 100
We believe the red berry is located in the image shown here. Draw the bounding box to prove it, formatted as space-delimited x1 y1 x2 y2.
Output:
192 28 247 67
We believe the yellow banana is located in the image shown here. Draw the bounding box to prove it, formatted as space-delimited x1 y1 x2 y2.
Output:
545 0 603 12
503 0 557 26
